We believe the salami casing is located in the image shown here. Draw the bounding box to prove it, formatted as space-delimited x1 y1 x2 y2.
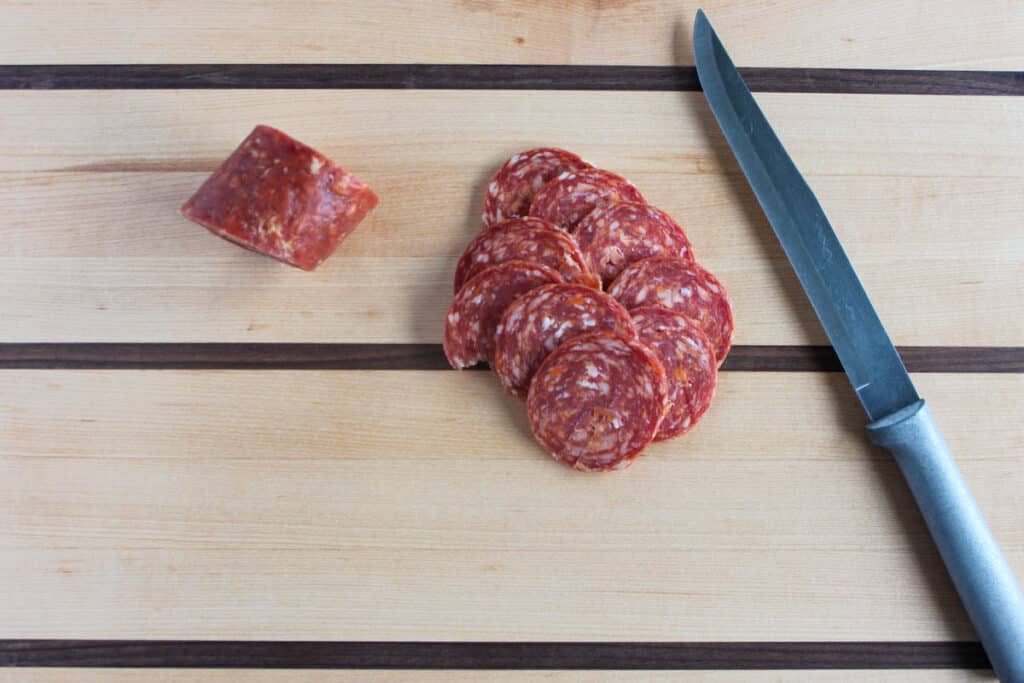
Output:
453 219 600 293
608 257 734 365
494 283 637 399
526 332 668 472
528 168 645 232
181 125 378 271
482 148 591 226
630 306 717 440
444 260 563 369
574 201 694 287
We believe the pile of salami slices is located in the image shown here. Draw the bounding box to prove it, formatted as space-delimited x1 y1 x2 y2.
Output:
444 148 734 472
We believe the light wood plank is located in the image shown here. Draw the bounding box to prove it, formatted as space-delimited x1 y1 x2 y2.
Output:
0 0 1020 69
0 91 1020 345
2 371 1021 640
3 173 1021 262
0 670 995 683
3 91 1020 177
1 250 1019 345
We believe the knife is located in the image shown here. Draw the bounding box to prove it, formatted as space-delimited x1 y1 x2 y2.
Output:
693 10 1024 680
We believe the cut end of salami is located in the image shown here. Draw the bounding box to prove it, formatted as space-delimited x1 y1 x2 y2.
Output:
575 201 694 287
631 306 717 440
482 148 591 227
494 283 637 400
528 168 646 232
526 332 668 472
453 218 600 293
443 260 563 370
180 124 379 271
609 257 734 365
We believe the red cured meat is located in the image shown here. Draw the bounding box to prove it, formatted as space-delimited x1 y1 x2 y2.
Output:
453 219 599 293
608 257 734 365
181 125 378 271
482 148 591 226
630 306 717 440
444 260 563 369
526 332 668 472
493 283 637 400
575 201 694 287
528 168 645 232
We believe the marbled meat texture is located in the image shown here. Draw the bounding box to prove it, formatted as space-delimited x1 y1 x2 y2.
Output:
453 218 600 293
608 257 734 365
482 148 591 226
575 201 694 286
181 124 378 271
494 283 637 400
630 306 717 440
443 260 563 369
528 168 645 232
526 332 668 472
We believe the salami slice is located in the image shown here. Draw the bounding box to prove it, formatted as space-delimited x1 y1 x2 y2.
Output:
527 332 668 472
483 148 591 226
631 306 717 440
181 125 378 271
494 283 637 400
444 260 563 369
528 168 646 232
608 257 734 365
453 219 600 293
574 201 694 287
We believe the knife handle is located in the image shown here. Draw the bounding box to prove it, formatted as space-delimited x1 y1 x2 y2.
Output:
868 400 1024 682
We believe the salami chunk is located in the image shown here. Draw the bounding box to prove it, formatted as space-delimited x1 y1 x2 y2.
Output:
181 125 378 271
608 257 734 365
528 168 645 232
494 284 637 400
527 332 668 472
444 260 563 369
453 218 600 293
575 201 694 286
631 307 717 440
483 148 591 226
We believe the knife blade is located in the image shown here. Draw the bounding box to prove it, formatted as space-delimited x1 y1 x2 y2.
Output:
693 10 1024 680
694 17 916 422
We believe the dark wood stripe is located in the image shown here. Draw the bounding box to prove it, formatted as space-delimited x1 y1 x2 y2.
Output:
0 640 990 669
0 343 457 371
0 65 1020 95
0 343 1020 372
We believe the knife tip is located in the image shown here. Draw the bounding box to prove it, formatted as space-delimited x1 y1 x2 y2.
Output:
693 9 711 48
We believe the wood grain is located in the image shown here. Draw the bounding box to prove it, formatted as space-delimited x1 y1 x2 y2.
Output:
0 1 1020 69
5 173 1020 260
2 371 1021 641
0 344 1021 373
1 65 1021 96
1 0 1021 672
0 668 997 681
1 91 1020 346
0 640 990 670
4 91 1020 176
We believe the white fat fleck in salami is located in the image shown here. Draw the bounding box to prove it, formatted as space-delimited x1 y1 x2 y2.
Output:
630 306 717 440
493 283 637 400
574 201 694 287
608 257 734 366
527 168 646 232
482 148 591 227
526 332 668 472
453 218 600 292
443 260 563 369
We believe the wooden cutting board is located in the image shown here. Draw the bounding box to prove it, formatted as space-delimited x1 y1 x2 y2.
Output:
1 1 1022 679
